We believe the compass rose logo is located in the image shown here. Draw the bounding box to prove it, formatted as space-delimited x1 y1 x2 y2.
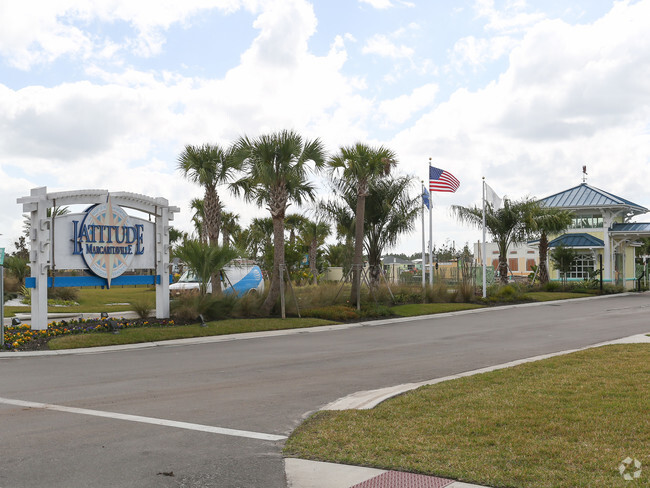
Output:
80 197 137 287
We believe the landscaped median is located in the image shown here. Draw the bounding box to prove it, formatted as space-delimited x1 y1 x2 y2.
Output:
2 317 338 351
284 344 650 488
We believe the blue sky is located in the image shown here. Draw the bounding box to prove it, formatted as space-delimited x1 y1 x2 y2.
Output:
1 0 650 255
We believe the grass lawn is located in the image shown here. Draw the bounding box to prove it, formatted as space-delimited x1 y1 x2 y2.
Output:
522 291 594 301
284 344 650 488
5 286 155 317
390 303 484 317
47 317 336 349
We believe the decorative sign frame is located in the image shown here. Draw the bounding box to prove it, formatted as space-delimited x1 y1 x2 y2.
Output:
18 187 179 330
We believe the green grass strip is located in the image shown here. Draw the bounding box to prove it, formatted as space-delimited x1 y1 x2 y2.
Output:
390 303 484 317
48 318 336 350
285 344 650 488
522 291 593 301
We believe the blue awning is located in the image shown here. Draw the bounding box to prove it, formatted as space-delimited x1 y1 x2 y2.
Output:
548 233 604 248
610 222 650 233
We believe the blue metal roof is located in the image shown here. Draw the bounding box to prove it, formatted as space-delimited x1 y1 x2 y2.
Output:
610 223 650 233
539 183 647 214
548 233 604 248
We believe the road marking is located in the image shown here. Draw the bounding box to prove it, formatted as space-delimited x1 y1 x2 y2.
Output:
0 396 286 442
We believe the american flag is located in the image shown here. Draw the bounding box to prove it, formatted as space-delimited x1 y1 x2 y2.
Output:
429 166 460 193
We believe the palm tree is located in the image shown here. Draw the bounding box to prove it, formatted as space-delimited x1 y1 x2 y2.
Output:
247 217 275 268
527 205 573 284
320 197 355 277
189 198 206 243
550 244 576 288
231 130 326 315
4 255 30 285
220 211 240 248
362 176 420 284
328 174 419 286
453 197 537 285
178 143 239 246
173 240 238 296
328 143 397 305
298 218 331 285
324 243 349 268
285 214 309 247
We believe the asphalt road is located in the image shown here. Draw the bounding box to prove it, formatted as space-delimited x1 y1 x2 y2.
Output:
1 293 649 487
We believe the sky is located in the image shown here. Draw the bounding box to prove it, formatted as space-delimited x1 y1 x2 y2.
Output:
1 0 650 257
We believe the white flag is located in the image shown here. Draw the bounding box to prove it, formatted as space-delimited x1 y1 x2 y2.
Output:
484 182 502 210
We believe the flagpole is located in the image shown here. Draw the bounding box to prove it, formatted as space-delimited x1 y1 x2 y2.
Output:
482 177 487 298
428 158 434 287
421 181 426 290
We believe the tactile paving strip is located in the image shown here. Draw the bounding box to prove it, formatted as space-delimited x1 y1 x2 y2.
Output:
350 470 454 488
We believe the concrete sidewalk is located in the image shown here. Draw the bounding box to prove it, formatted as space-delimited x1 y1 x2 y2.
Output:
285 459 487 488
284 332 650 488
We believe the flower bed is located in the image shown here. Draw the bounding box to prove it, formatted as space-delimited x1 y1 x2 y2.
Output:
2 317 175 351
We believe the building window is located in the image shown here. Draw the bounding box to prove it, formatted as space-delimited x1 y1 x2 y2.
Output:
569 214 603 229
508 258 518 271
566 253 595 279
526 259 536 271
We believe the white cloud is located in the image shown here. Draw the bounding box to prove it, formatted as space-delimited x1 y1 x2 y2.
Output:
0 0 375 251
390 0 650 252
359 0 394 8
362 34 414 59
0 0 259 69
358 0 414 8
377 83 438 126
473 0 546 34
448 35 516 71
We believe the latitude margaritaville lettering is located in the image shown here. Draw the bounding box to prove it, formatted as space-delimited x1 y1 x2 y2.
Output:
72 221 145 255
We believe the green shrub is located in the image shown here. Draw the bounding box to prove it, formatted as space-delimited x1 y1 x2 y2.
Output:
3 273 21 294
232 290 265 318
425 282 452 303
383 284 422 305
543 281 561 292
497 285 517 299
48 287 79 302
302 305 360 321
485 283 530 302
129 296 154 319
601 284 625 294
456 281 476 303
359 304 392 318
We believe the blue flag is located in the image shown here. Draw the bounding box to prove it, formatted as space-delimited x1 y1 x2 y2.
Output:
422 188 430 209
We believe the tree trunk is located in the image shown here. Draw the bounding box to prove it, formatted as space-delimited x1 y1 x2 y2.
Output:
499 255 509 285
538 232 549 284
262 185 288 315
350 185 366 306
368 246 381 288
261 215 285 314
309 239 318 285
204 186 220 246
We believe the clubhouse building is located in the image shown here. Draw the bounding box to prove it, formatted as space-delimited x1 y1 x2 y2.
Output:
476 182 650 288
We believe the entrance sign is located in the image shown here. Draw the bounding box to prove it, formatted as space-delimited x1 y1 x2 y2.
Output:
78 198 140 286
18 187 179 330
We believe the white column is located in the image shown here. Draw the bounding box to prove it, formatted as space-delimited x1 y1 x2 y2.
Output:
29 187 50 330
155 202 171 319
602 211 613 283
